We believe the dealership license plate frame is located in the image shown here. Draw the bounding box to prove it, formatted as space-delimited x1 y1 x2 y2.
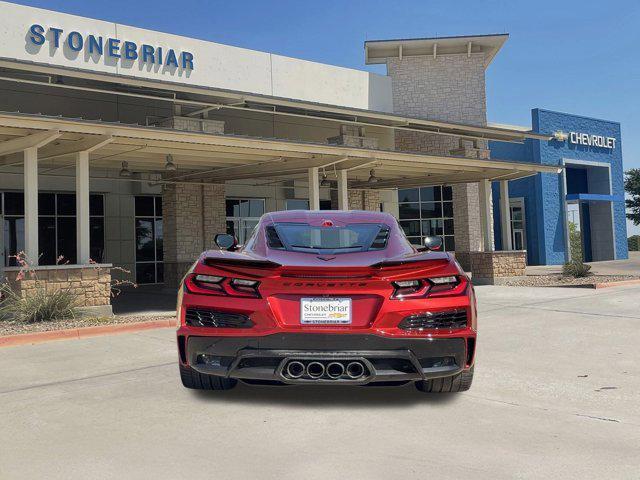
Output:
300 297 352 325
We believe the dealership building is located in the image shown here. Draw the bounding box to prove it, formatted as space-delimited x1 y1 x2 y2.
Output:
0 1 628 313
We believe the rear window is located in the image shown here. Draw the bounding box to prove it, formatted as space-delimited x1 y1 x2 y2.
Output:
266 223 390 253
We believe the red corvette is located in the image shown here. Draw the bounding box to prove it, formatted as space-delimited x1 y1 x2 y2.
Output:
176 210 476 393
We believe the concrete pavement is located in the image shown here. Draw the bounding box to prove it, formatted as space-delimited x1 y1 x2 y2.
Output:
1 285 639 479
527 251 640 276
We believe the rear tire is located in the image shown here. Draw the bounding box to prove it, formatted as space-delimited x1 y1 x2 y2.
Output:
179 364 238 391
415 367 474 393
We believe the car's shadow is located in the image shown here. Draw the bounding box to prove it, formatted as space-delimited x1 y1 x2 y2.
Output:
192 382 459 408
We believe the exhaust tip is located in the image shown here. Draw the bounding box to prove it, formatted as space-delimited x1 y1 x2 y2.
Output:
286 361 305 379
306 361 325 379
326 362 345 379
346 361 365 379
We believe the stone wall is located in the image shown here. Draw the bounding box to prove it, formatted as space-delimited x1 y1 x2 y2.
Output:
163 183 226 287
347 189 381 211
468 251 527 285
387 53 490 256
5 264 112 310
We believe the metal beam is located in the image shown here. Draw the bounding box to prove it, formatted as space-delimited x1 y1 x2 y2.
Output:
39 135 114 160
0 130 61 156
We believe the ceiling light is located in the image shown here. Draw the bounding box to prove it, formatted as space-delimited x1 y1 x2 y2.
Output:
165 154 177 171
367 169 378 184
320 173 330 187
119 161 132 178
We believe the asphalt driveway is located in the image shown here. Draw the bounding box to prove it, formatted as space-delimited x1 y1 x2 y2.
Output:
1 285 639 479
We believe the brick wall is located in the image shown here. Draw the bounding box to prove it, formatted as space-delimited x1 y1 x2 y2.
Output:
347 189 380 211
387 53 489 254
5 265 112 308
469 251 527 285
163 182 226 287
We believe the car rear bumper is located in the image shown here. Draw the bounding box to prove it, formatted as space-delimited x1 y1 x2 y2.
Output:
180 333 475 385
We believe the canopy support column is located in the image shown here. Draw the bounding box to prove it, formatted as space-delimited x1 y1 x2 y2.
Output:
308 167 320 210
76 151 91 265
337 169 348 210
479 179 494 252
24 147 39 265
500 180 513 251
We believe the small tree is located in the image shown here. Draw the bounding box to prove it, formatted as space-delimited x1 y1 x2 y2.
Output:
568 221 583 261
625 169 640 226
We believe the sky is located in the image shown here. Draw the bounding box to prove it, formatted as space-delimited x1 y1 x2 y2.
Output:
8 0 640 235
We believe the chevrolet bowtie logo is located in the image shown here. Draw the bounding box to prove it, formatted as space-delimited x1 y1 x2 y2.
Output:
317 256 336 261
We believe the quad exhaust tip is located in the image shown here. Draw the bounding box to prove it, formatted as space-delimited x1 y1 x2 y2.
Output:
306 361 325 379
326 362 345 379
346 361 365 379
286 361 305 379
284 360 366 380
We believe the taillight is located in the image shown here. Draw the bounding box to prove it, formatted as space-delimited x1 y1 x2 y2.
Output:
391 279 430 299
229 278 260 296
391 276 465 299
184 274 261 298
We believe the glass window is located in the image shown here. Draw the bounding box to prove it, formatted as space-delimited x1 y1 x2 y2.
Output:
269 222 389 253
419 186 441 202
2 192 105 266
135 196 163 284
398 189 419 203
39 193 56 215
57 193 76 216
396 186 455 251
286 199 309 210
135 196 155 217
399 203 420 219
38 217 56 265
90 194 104 216
90 217 105 263
135 219 155 262
4 217 24 266
57 217 77 264
400 220 421 237
154 196 163 217
226 198 265 245
4 192 24 216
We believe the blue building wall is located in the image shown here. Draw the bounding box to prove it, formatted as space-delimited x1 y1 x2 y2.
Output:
490 108 628 265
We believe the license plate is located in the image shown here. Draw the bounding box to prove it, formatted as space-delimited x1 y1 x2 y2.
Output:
300 298 352 325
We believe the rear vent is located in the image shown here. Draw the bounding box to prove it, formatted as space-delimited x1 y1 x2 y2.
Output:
370 227 390 250
398 310 467 330
185 308 254 328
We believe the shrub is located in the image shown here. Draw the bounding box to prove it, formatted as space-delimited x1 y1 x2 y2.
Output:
629 235 640 252
562 261 592 278
0 284 78 323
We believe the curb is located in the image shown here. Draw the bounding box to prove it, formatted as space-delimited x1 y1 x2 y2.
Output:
591 279 640 289
0 318 177 348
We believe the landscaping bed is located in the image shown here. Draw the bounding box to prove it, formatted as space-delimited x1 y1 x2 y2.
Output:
500 275 640 288
0 314 176 337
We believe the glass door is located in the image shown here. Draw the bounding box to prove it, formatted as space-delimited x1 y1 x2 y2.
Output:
225 198 265 245
509 199 527 251
134 196 163 284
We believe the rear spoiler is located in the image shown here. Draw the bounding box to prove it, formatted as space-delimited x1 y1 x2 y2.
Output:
370 252 451 269
202 255 281 270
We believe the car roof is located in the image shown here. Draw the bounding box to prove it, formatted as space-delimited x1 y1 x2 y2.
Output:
263 210 397 224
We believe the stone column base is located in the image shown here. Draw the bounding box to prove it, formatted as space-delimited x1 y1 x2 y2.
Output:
4 264 113 314
164 261 195 289
467 251 527 285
